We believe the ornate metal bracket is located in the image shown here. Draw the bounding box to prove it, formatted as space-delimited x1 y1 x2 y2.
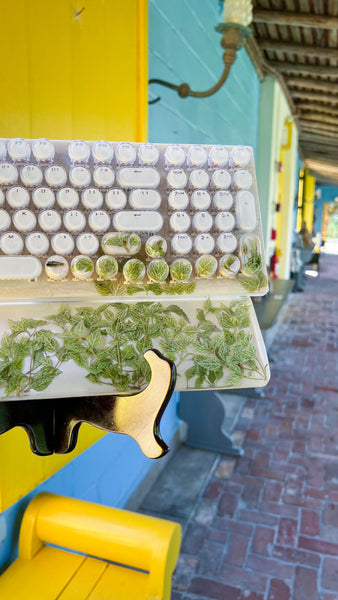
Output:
149 23 252 104
0 350 176 459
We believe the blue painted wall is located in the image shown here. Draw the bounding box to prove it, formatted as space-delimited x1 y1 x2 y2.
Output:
0 0 261 572
148 0 260 152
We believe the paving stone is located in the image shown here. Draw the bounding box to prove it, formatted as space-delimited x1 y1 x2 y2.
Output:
214 459 235 479
252 526 275 556
173 556 198 591
188 577 241 600
196 540 225 577
247 554 294 579
226 534 249 567
277 517 298 546
323 502 338 526
272 544 320 568
294 567 319 600
300 509 320 535
268 578 291 600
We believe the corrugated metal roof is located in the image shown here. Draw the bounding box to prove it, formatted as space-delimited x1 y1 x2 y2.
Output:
250 0 338 184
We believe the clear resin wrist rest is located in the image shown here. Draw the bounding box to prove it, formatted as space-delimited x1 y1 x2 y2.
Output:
0 138 270 401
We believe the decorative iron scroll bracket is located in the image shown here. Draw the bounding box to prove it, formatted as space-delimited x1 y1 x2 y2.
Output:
0 350 176 460
148 23 252 104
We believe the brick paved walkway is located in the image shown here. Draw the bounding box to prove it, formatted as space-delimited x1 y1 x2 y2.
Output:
169 252 338 600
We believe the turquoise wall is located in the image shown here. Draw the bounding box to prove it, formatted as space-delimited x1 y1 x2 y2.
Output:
148 0 260 152
0 0 261 573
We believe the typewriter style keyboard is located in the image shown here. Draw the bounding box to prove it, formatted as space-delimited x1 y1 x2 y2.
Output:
0 138 268 298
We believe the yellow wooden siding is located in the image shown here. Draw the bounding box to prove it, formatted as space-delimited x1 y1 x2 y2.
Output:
0 0 148 511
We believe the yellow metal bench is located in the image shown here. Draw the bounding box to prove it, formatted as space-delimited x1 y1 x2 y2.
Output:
0 492 181 600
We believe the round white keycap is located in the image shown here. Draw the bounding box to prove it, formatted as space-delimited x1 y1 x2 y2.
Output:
187 145 207 168
51 232 75 255
69 166 91 188
189 169 209 189
92 166 114 188
171 233 193 255
7 138 31 161
6 186 30 209
217 233 237 253
57 187 79 209
0 209 11 230
88 210 110 232
138 143 159 165
81 188 103 210
45 165 67 187
167 169 187 189
191 190 211 211
192 211 213 233
13 209 36 232
1 232 24 254
20 165 43 187
233 169 253 190
0 141 6 160
209 145 229 167
38 210 62 232
129 189 161 210
0 190 4 206
115 142 136 165
68 140 91 163
0 163 18 185
168 190 189 211
25 232 49 255
45 255 69 280
76 233 99 255
215 211 235 232
211 169 231 189
32 138 55 162
63 210 86 232
213 190 233 210
32 187 55 209
105 189 127 210
194 233 215 255
170 211 191 233
231 146 251 168
92 141 114 163
165 145 185 167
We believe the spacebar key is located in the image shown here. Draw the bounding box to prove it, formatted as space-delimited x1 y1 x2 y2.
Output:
0 256 42 279
113 211 163 232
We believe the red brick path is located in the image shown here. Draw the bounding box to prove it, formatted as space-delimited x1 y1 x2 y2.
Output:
172 253 338 600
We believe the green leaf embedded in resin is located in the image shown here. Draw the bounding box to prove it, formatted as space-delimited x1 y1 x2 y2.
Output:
170 259 192 282
123 259 145 282
147 259 169 282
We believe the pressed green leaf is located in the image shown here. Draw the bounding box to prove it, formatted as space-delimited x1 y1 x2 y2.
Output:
164 305 189 321
225 373 242 387
194 355 223 371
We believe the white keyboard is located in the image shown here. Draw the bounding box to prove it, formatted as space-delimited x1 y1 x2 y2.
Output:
0 138 270 399
0 138 268 299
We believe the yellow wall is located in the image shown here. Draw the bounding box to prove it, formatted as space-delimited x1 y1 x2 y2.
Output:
256 77 299 278
0 0 148 510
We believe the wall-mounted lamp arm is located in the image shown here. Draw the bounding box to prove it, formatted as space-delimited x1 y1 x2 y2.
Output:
149 24 252 104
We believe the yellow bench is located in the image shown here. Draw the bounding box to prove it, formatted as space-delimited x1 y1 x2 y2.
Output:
0 492 181 600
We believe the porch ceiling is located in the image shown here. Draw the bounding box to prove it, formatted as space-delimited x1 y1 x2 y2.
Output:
249 0 338 185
